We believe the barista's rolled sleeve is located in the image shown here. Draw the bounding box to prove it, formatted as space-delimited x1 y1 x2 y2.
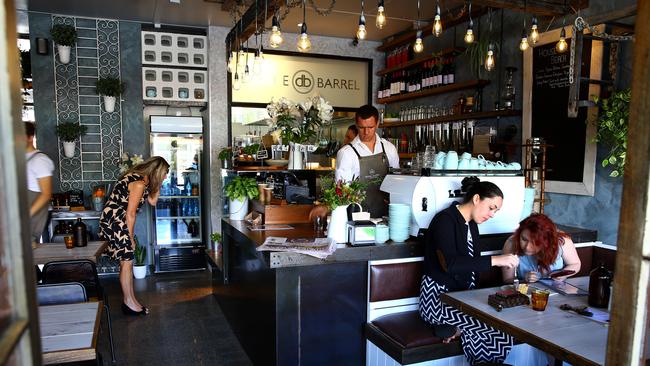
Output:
335 135 399 182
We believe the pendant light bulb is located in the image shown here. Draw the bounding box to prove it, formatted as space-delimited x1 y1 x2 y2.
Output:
556 27 568 53
530 17 539 44
357 14 367 40
243 64 250 83
269 15 283 48
519 29 529 51
253 51 263 75
297 23 311 52
485 44 495 72
233 72 241 90
413 31 424 53
376 3 386 29
433 4 442 37
238 50 246 66
227 52 234 73
464 20 474 44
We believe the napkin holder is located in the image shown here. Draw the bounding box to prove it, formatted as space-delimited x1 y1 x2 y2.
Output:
346 220 376 246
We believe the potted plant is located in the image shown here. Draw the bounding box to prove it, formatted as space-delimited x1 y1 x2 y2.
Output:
593 89 631 178
50 24 76 64
319 176 367 243
224 176 259 220
96 76 125 113
218 147 233 169
133 236 147 279
56 122 88 158
210 232 222 250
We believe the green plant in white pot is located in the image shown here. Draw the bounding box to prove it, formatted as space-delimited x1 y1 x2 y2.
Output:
224 176 259 220
133 236 147 279
51 24 76 64
56 122 88 158
96 76 125 113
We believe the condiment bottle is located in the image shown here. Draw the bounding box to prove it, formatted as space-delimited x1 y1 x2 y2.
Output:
588 263 612 308
73 218 88 247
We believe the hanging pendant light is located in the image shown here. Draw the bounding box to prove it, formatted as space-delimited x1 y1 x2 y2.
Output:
519 28 529 51
530 16 539 44
485 43 495 71
464 1 474 44
376 0 386 29
233 49 241 90
556 26 568 53
433 1 442 37
297 0 311 52
357 0 367 40
253 49 263 75
413 30 424 53
270 15 283 48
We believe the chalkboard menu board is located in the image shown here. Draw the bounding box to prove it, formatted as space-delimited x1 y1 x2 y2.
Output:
532 39 592 183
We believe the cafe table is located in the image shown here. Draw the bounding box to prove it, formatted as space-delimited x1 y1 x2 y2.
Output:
32 240 108 266
441 277 608 366
39 301 102 364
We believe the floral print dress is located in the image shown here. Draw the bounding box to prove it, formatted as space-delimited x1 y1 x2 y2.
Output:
99 173 149 261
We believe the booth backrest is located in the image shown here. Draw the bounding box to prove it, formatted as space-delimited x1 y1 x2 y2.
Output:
368 257 424 321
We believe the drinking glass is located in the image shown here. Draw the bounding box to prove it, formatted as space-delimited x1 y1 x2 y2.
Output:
531 289 550 311
64 235 74 249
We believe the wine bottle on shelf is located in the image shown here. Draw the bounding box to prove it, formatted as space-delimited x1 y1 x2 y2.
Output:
400 71 406 94
442 59 449 85
437 62 443 86
447 58 455 84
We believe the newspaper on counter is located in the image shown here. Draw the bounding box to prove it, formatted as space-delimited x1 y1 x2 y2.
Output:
257 237 337 259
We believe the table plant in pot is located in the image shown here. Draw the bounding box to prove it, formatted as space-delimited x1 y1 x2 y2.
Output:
51 24 76 64
133 236 147 279
218 147 233 169
319 175 366 243
224 176 259 220
96 76 125 113
56 122 88 158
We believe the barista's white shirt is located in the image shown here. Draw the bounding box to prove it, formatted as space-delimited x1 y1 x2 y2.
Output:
26 150 54 192
335 134 399 182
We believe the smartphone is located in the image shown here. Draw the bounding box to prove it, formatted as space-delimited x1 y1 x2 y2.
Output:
549 269 576 279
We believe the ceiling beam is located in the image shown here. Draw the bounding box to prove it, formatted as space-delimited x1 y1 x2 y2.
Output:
471 0 589 17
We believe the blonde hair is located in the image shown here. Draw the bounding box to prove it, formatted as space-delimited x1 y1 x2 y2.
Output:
122 156 169 195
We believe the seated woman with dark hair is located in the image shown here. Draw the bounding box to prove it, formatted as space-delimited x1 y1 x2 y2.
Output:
502 213 581 284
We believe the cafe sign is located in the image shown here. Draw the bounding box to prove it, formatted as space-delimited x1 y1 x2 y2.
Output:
231 52 370 108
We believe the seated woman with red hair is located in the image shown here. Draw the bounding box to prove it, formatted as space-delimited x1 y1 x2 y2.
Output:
502 213 581 283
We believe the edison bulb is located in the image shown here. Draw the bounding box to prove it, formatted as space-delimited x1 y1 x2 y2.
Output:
530 24 539 44
464 28 474 44
297 33 311 52
413 36 424 53
238 50 246 66
485 50 495 72
357 24 367 40
376 6 386 29
556 27 567 53
269 26 283 48
243 64 250 83
519 36 529 51
253 54 263 75
233 72 241 90
227 53 234 73
433 15 442 37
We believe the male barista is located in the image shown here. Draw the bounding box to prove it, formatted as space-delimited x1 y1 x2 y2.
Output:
335 105 399 217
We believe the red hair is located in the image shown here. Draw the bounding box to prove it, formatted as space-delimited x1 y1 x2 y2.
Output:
512 213 569 272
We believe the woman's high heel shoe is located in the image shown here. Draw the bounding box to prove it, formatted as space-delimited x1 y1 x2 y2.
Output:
121 303 148 316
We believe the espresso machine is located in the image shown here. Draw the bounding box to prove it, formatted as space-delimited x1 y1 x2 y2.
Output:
380 175 525 237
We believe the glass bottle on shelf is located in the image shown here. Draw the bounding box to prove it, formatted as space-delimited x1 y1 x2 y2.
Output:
503 66 517 110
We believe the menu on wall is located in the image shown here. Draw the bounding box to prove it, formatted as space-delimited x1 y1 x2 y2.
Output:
531 40 592 183
231 52 370 109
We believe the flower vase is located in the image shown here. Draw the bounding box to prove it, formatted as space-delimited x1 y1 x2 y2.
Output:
327 204 349 244
288 142 304 170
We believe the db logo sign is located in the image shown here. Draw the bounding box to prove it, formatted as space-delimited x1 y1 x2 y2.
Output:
292 70 314 94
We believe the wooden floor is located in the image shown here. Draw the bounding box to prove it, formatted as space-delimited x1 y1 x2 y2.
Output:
95 269 252 366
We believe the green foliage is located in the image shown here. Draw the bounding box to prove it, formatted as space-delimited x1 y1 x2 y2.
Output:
593 89 631 178
56 122 88 142
96 77 125 97
51 24 77 46
319 175 368 210
463 38 499 77
241 144 260 155
134 236 146 266
218 147 233 161
276 112 322 144
210 232 222 243
225 176 259 201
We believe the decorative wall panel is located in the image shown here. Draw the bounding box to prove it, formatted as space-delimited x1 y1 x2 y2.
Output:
52 16 123 191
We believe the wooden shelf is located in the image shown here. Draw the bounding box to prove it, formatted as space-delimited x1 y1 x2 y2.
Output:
377 79 490 104
376 47 465 76
381 110 522 128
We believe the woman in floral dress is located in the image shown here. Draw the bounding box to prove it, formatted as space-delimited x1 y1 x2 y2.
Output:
100 156 169 315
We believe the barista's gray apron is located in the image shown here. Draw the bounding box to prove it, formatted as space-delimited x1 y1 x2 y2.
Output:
27 152 50 243
348 141 389 218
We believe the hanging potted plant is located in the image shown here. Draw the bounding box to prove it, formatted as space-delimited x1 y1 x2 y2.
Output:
133 236 147 279
96 76 125 113
56 122 88 158
593 89 631 178
224 176 259 220
50 24 76 64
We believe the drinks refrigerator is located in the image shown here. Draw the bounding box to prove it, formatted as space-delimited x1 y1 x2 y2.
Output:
150 115 206 272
